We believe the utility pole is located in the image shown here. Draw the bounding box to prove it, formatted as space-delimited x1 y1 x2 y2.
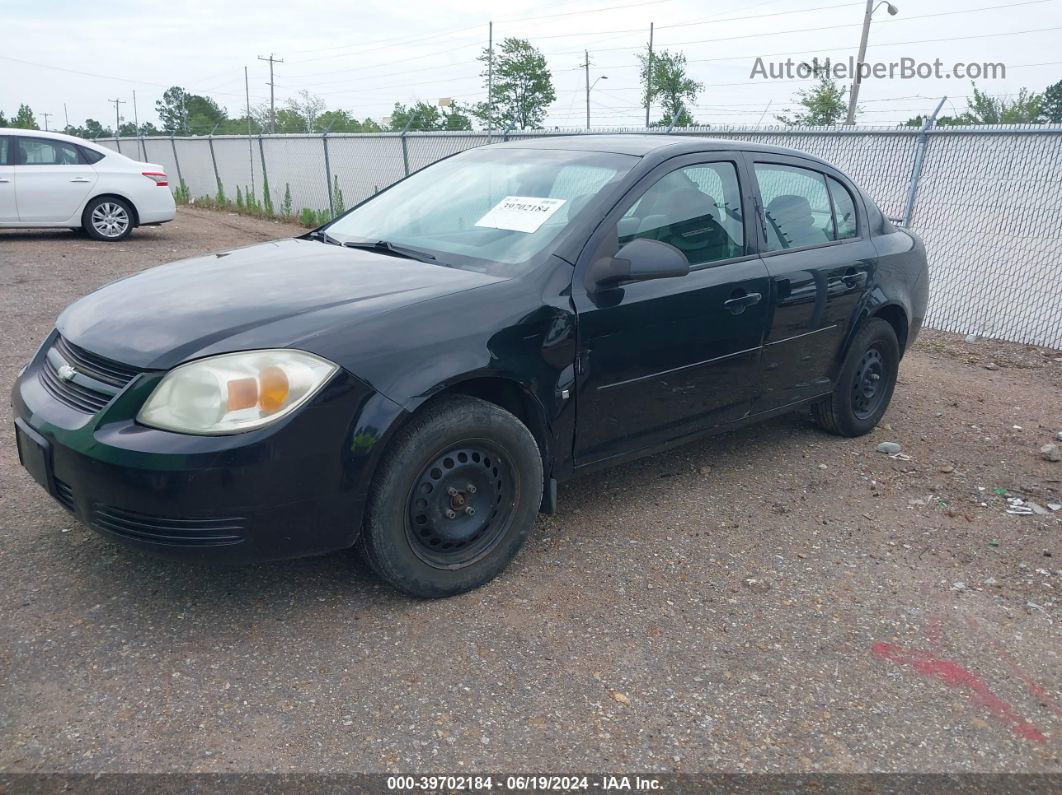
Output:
132 90 139 133
63 103 69 129
645 22 654 127
258 53 283 133
846 0 899 124
108 98 126 135
41 112 53 131
487 22 494 139
245 65 255 197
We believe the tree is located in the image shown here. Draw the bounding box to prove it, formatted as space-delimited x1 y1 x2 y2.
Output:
13 104 39 130
474 38 555 130
0 111 7 127
639 49 702 128
285 90 327 132
389 101 473 131
963 83 1042 123
155 86 227 134
1043 79 1062 123
776 61 847 126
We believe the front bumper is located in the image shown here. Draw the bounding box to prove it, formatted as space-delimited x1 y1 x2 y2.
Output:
11 336 405 563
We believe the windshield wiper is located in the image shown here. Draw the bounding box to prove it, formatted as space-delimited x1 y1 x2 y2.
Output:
306 229 343 246
342 239 438 263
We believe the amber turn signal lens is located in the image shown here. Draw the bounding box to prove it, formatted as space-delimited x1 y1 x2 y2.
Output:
226 377 258 411
258 365 290 413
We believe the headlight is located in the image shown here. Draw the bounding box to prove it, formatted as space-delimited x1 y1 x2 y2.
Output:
137 350 338 435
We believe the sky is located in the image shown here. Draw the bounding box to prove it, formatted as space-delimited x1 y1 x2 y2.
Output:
1 0 1060 131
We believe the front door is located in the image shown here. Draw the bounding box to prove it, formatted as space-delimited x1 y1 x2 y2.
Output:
573 155 770 465
0 137 15 222
748 157 876 410
14 136 98 222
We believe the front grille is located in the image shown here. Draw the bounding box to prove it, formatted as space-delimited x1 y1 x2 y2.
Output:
91 505 247 547
54 336 141 387
54 478 75 513
38 335 142 414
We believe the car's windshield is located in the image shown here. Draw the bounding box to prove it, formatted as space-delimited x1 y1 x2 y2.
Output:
323 147 639 274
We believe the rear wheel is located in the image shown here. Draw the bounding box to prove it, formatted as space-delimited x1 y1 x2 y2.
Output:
83 196 133 241
357 395 543 598
812 318 899 437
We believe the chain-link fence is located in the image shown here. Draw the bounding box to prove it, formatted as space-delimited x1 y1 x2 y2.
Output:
95 125 1062 350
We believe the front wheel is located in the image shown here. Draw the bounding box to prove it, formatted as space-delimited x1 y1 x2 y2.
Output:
82 196 134 241
812 318 900 437
357 395 543 598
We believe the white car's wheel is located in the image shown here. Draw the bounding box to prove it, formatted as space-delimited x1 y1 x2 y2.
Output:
83 197 133 241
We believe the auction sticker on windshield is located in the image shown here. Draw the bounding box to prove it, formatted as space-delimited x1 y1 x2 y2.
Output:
475 196 567 234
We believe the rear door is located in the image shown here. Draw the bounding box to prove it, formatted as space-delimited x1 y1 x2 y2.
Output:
573 153 770 464
14 136 98 222
747 156 875 410
0 137 15 222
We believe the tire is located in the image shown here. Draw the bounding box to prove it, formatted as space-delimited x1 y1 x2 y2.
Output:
357 395 543 598
812 318 900 437
82 196 134 241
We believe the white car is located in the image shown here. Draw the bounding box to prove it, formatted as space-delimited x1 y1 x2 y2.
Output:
0 128 175 241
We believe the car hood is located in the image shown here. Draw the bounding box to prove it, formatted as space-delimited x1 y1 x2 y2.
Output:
57 238 504 370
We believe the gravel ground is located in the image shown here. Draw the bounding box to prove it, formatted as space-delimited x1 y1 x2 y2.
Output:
1 208 1060 773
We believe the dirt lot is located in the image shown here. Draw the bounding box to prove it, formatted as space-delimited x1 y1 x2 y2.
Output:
1 208 1060 773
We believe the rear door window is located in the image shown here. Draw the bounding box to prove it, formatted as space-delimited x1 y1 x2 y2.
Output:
827 176 858 239
18 138 84 166
754 163 836 251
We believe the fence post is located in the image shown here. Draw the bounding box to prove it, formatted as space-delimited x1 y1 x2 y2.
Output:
902 96 946 228
399 112 420 177
257 135 270 210
139 135 146 163
170 135 184 190
114 136 122 155
207 126 222 199
322 132 335 216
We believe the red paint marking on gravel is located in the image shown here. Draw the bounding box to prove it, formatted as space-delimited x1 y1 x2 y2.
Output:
871 641 1047 743
965 616 1062 719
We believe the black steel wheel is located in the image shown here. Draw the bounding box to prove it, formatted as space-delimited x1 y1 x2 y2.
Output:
358 395 543 598
406 443 517 568
812 317 899 437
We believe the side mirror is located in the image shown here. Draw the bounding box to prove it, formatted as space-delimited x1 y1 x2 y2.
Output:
590 238 690 290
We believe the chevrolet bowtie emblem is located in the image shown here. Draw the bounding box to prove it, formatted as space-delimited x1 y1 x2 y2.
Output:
57 364 77 382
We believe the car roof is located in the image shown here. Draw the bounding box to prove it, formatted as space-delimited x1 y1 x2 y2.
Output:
490 134 829 164
0 127 112 154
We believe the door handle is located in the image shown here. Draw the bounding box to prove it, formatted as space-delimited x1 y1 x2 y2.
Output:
842 271 867 288
723 291 762 314
0 178 9 183
69 178 92 183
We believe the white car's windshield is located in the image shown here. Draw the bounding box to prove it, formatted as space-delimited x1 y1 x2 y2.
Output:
324 147 638 273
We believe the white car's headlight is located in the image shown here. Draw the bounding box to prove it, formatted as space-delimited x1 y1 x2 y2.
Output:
137 350 338 435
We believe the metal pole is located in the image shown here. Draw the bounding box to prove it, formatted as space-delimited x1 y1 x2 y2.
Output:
207 124 221 198
170 135 183 189
901 96 946 228
585 50 591 130
846 0 874 125
258 135 270 209
245 66 255 198
322 132 335 215
63 103 69 129
400 111 418 177
645 22 654 127
41 112 52 131
487 21 493 141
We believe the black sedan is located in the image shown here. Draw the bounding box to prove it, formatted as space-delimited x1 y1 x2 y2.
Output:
12 135 928 597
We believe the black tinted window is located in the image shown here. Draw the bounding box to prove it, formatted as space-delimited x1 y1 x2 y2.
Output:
18 138 83 166
78 146 105 165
